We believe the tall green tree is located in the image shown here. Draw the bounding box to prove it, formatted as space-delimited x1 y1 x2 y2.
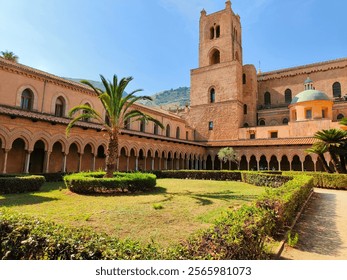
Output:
1 50 19 62
313 129 347 173
66 75 164 178
217 147 238 168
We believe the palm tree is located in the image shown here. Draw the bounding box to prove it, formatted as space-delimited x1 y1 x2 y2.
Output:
313 129 347 173
66 75 164 178
305 142 332 173
1 50 19 62
217 147 238 168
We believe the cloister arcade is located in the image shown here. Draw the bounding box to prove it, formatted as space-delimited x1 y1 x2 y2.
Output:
0 128 327 174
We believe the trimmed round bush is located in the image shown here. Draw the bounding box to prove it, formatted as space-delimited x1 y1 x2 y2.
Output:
0 175 45 194
64 172 157 194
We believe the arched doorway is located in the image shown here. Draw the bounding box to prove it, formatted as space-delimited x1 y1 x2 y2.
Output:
240 155 248 170
29 140 45 173
50 142 64 172
82 144 93 171
259 155 268 170
66 143 79 172
249 155 257 171
292 155 302 171
280 155 290 171
8 138 26 173
206 155 213 170
304 155 314 171
269 155 279 171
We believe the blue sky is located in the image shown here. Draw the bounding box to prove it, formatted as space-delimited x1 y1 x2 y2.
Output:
1 0 346 95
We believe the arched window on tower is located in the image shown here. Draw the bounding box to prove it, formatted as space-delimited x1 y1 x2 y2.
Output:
216 25 220 38
282 118 289 125
166 124 171 137
210 88 215 103
285 89 292 104
264 92 271 107
140 119 145 132
82 103 91 122
210 49 220 65
176 127 180 139
20 89 33 110
243 104 247 115
210 27 215 39
153 123 159 135
333 82 341 98
259 119 266 126
55 97 65 117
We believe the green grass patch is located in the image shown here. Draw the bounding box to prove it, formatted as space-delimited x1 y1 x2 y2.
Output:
0 179 263 247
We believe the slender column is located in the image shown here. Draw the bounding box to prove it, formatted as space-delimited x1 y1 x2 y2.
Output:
2 149 9 174
135 157 139 171
203 160 206 170
247 160 250 171
159 157 162 170
24 151 32 174
257 160 260 171
62 153 67 173
267 161 270 171
144 156 147 171
151 158 154 170
212 159 215 170
301 161 305 172
164 159 168 170
78 153 83 172
92 155 96 171
126 156 130 172
44 151 51 173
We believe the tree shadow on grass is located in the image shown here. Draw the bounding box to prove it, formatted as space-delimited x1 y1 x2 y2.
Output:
0 194 59 207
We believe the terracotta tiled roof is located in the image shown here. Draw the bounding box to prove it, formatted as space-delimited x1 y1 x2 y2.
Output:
0 105 103 130
207 137 316 147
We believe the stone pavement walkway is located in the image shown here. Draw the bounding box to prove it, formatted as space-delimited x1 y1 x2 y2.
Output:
280 188 347 260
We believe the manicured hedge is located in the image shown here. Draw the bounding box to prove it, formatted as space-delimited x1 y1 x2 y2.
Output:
283 171 347 190
64 172 157 194
256 174 314 235
241 172 292 188
153 170 242 181
0 209 161 260
0 175 45 194
171 205 275 260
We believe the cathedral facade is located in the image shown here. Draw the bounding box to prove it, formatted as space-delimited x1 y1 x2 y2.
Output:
0 1 346 174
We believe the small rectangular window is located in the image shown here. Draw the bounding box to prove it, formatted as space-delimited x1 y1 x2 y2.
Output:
305 109 312 119
270 131 278 138
209 121 214 130
250 133 255 139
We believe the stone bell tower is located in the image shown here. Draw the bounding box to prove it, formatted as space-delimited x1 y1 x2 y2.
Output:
187 0 252 142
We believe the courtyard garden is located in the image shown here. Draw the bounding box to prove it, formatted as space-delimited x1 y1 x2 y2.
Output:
0 178 263 247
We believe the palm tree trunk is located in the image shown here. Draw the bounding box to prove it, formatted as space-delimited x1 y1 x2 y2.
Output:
329 150 343 173
318 154 333 173
339 154 347 173
105 132 119 178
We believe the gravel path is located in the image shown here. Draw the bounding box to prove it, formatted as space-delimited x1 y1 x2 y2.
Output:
280 188 347 260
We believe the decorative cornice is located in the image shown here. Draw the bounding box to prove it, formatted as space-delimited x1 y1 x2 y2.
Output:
0 57 95 95
257 57 347 82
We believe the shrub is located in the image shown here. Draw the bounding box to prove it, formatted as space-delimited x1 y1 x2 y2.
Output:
256 174 314 235
152 170 242 181
241 172 292 188
0 175 45 194
0 209 161 260
173 205 275 260
64 172 157 194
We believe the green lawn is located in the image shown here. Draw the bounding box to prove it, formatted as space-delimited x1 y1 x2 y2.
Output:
0 178 264 246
